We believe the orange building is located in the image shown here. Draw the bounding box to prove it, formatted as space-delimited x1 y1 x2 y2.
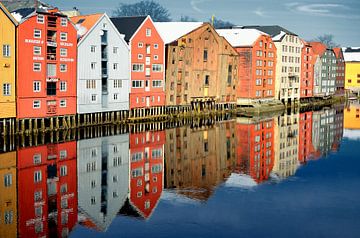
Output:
111 16 165 109
217 28 277 105
333 47 345 95
298 111 314 164
17 141 77 238
14 5 77 119
128 130 164 218
235 117 275 183
300 41 314 98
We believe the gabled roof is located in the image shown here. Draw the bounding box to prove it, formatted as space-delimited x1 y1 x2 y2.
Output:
0 2 18 25
216 28 268 47
239 25 297 40
309 42 327 57
10 0 54 22
110 16 147 42
333 47 343 59
70 13 103 40
154 22 204 44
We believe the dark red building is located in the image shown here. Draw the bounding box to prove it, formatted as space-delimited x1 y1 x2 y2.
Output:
300 41 314 98
298 111 314 164
333 47 345 95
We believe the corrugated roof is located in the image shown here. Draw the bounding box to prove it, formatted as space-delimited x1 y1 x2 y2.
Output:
216 28 267 47
110 16 147 42
309 42 327 57
70 13 103 39
154 22 203 44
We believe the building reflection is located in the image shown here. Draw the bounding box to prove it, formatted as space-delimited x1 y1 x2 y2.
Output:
77 134 129 231
0 151 17 238
344 101 360 130
164 121 236 200
17 141 78 238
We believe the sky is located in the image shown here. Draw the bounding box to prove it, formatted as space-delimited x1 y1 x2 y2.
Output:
46 0 360 46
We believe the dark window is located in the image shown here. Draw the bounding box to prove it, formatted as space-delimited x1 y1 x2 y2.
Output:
47 82 56 96
204 75 209 86
227 65 232 85
203 49 208 61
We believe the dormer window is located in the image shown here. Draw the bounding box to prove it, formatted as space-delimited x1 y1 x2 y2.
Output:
37 15 44 24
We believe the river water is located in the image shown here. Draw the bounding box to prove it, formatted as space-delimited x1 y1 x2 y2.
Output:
1 102 360 238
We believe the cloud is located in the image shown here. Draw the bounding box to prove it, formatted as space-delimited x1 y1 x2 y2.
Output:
254 7 265 17
190 0 208 13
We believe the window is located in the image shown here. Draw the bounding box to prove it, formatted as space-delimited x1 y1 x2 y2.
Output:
203 49 208 61
34 29 41 38
34 191 42 201
146 28 151 37
60 48 67 57
227 65 232 85
33 100 41 109
132 80 143 88
60 32 67 41
113 63 118 70
33 154 41 164
3 84 10 96
154 55 159 60
256 79 262 86
60 99 66 107
33 63 41 71
114 79 122 88
46 82 56 96
152 64 162 72
37 15 44 23
152 80 162 88
146 44 151 54
132 64 144 72
47 64 56 77
91 45 96 52
34 171 42 183
34 46 41 55
138 42 144 48
91 62 96 70
60 166 67 176
60 150 67 159
61 17 67 26
60 64 67 72
2 44 10 57
138 54 143 59
91 94 97 102
132 168 143 178
113 93 118 100
113 157 121 167
86 80 96 89
113 47 118 54
33 81 41 92
204 75 210 86
60 81 67 91
4 211 13 224
154 44 159 49
4 174 12 187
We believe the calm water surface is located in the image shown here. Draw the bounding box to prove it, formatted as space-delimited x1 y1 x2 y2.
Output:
1 103 360 238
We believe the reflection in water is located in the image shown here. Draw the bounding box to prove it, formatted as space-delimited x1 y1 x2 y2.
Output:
0 106 347 237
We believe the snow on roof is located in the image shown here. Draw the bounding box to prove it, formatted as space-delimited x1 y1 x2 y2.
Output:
224 173 258 189
161 190 202 205
154 22 203 44
11 12 22 21
272 30 287 41
343 129 360 140
343 51 360 62
216 28 267 47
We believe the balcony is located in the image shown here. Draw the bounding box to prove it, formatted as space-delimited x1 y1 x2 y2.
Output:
47 16 57 29
102 68 108 78
101 52 108 61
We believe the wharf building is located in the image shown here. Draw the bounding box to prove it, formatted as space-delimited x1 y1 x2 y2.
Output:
217 28 277 106
71 13 130 125
312 109 336 157
298 111 315 164
300 41 314 99
17 141 78 238
310 42 337 97
242 26 302 105
111 16 166 118
333 47 345 95
156 22 239 111
13 4 78 130
343 47 360 95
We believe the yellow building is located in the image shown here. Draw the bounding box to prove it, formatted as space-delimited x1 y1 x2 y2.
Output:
344 103 360 129
0 151 17 238
343 48 360 92
0 3 17 119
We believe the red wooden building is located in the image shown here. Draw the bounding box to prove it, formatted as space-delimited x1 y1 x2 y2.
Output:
333 47 345 95
128 130 165 218
17 141 77 238
111 16 165 109
14 6 77 119
300 41 314 98
298 111 314 164
235 118 275 184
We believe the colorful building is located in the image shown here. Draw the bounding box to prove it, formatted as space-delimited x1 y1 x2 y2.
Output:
243 26 302 104
310 42 337 97
235 117 275 183
343 47 360 93
344 102 360 130
298 111 314 164
156 22 238 109
71 13 130 115
300 41 314 98
13 4 77 119
0 3 17 119
17 141 78 238
312 109 336 157
126 130 164 218
111 16 165 110
333 47 345 95
0 151 17 238
217 28 277 105
77 134 129 231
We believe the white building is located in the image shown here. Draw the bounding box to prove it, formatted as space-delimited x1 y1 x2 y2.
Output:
77 134 129 231
71 13 130 114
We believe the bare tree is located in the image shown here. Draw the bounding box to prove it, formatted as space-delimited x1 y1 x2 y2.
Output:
180 15 198 22
210 17 234 29
313 34 340 48
113 0 171 22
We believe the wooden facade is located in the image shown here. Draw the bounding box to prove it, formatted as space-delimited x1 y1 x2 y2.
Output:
300 41 314 98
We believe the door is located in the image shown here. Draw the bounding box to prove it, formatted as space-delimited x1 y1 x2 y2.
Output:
146 96 150 107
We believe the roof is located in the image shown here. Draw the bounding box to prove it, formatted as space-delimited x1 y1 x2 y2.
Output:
309 42 327 57
10 1 61 23
333 47 343 59
0 2 18 25
239 25 297 40
154 22 203 44
342 47 360 62
216 28 267 47
70 13 103 39
110 16 147 42
1 0 51 12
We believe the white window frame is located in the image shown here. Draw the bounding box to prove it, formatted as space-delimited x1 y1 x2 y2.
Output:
152 64 163 72
3 83 11 96
146 28 151 37
138 42 144 48
60 32 67 41
90 45 96 53
37 15 44 24
152 80 162 88
60 99 67 107
60 81 67 92
33 63 41 72
33 100 41 109
132 80 143 88
34 170 42 183
132 64 144 72
60 48 67 57
33 46 41 55
34 29 41 38
61 18 68 27
154 44 159 49
60 64 67 72
3 44 10 57
33 81 41 92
